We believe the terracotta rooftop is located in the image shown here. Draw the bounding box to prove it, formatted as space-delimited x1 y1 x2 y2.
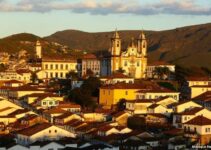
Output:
0 107 13 113
148 61 172 66
10 85 45 91
29 64 42 67
101 73 132 79
187 76 211 81
113 111 128 118
16 69 32 75
170 100 194 107
44 108 67 114
58 102 81 109
42 55 76 62
8 109 29 117
54 112 74 120
137 87 178 93
148 104 161 109
21 114 38 121
98 125 115 132
16 123 52 136
178 107 204 115
82 53 98 59
100 82 147 90
147 113 167 118
3 80 23 84
26 93 60 97
192 91 211 102
184 115 211 126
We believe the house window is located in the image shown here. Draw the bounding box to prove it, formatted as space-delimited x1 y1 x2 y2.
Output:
49 102 53 105
50 64 53 69
49 130 51 133
43 102 46 105
61 64 63 70
55 64 58 69
125 91 128 95
137 61 140 66
55 130 57 133
66 64 68 70
45 64 48 69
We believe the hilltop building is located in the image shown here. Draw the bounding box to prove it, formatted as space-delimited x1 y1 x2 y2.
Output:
35 40 42 59
101 30 148 79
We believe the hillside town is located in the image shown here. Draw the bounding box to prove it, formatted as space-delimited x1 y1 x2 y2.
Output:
0 30 211 150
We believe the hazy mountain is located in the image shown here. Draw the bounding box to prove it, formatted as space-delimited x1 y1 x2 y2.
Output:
45 23 211 69
1 23 211 69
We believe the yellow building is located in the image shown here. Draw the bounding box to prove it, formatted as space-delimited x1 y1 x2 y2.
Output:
32 40 78 80
99 83 143 108
101 30 147 79
41 56 78 79
190 85 211 98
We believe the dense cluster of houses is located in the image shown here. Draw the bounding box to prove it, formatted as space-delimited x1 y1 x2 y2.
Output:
0 32 211 150
0 74 210 149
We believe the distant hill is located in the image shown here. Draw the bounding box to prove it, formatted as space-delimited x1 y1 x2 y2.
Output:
45 23 211 69
1 23 211 69
0 33 68 56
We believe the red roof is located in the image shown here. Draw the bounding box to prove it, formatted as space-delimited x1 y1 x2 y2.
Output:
148 61 172 66
100 82 147 90
101 73 132 79
193 91 211 102
4 80 23 84
42 55 76 62
184 115 211 126
16 123 52 136
178 107 204 115
16 69 32 75
187 76 211 81
82 53 97 59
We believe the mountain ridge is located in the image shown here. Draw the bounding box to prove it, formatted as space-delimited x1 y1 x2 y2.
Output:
0 23 211 69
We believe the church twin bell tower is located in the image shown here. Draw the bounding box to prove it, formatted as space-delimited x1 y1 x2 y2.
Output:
109 29 148 79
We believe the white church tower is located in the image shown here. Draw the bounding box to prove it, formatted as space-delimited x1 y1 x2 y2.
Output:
36 40 42 59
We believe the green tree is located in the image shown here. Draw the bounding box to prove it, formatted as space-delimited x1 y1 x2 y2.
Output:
116 98 126 111
66 70 78 80
86 69 94 77
81 77 101 97
30 72 38 83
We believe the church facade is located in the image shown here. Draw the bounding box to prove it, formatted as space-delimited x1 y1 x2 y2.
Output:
101 30 148 79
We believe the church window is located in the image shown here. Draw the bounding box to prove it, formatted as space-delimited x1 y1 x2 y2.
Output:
117 41 119 47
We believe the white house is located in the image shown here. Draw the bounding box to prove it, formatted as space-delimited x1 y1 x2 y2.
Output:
16 123 75 145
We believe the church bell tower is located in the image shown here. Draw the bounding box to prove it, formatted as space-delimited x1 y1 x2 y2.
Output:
137 31 147 56
36 40 42 59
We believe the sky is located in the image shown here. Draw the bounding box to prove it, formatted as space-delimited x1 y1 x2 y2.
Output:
0 0 211 38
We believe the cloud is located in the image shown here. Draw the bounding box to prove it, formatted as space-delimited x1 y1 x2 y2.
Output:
0 0 211 16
